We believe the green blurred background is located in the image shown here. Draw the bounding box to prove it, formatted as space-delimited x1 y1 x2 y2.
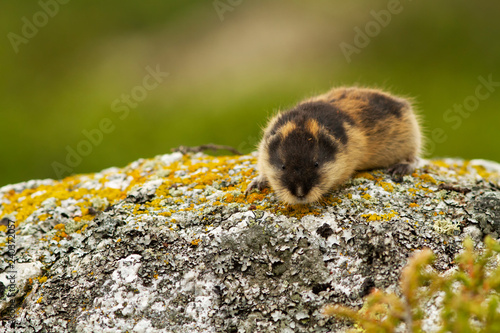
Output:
1 0 499 186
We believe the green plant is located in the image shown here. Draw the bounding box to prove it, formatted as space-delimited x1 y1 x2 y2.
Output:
324 236 500 333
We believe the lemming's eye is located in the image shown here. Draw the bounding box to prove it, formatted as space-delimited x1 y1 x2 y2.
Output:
314 162 319 168
281 165 286 170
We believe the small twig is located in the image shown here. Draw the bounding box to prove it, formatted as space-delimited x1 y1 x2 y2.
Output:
403 296 414 333
438 183 471 194
172 144 242 155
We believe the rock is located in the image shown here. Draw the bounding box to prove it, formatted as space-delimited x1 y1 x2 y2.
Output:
0 153 499 332
473 191 500 235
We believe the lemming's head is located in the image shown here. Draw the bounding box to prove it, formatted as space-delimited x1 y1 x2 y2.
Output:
264 117 339 204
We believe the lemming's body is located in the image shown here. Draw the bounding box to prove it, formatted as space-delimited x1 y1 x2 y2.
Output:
246 86 421 204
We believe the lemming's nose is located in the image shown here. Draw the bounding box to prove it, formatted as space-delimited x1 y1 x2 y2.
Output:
296 186 305 198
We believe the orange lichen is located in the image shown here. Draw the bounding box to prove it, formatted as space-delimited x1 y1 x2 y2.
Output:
37 276 48 284
191 239 202 246
223 192 251 204
245 189 270 204
275 204 321 219
321 196 342 206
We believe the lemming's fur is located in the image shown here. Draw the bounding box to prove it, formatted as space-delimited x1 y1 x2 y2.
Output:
246 87 422 204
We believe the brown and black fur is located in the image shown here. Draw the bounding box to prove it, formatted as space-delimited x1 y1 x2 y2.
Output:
246 86 421 204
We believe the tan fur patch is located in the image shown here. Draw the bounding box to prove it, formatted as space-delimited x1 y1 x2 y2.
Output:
279 121 297 139
305 119 320 137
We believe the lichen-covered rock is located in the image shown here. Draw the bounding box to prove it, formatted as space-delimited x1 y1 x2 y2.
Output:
0 153 499 332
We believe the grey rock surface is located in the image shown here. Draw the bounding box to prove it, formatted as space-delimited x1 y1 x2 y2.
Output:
0 153 499 332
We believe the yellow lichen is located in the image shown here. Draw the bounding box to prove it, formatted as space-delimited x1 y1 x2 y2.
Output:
361 193 371 200
0 154 266 228
361 213 380 222
54 224 65 230
457 161 470 176
361 210 398 222
432 160 450 168
355 172 375 181
472 165 493 179
377 181 394 192
418 174 437 184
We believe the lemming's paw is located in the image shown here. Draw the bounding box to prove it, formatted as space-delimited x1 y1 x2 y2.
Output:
245 176 269 195
388 163 412 176
388 158 418 182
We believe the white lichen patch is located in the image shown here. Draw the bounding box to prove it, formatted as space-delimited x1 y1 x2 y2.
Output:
433 218 460 235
